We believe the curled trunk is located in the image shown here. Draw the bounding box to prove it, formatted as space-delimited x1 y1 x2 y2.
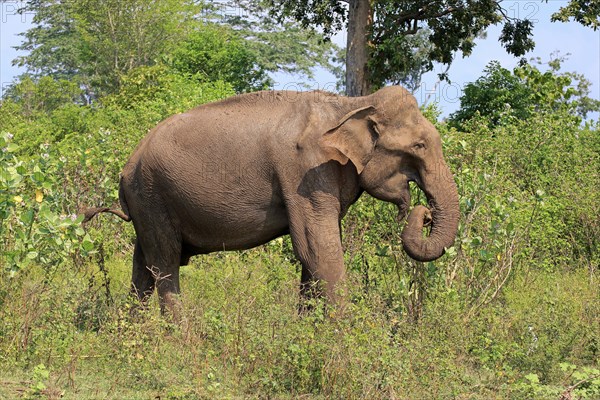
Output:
401 164 460 262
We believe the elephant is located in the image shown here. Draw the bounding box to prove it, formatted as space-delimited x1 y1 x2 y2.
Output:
83 86 459 316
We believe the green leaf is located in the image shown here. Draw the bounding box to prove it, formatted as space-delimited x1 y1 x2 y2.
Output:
81 234 94 252
444 246 457 257
16 165 27 175
559 362 576 372
20 209 35 225
524 373 539 384
375 245 389 257
32 171 45 184
5 143 19 152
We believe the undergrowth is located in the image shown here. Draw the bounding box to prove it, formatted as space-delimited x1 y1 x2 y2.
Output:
1 62 599 399
0 251 597 399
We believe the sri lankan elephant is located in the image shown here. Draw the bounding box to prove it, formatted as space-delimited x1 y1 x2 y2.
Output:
84 86 459 316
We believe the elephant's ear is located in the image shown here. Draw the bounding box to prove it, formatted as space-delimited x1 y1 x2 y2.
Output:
319 105 379 174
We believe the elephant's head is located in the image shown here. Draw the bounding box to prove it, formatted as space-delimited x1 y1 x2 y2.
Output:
320 86 459 262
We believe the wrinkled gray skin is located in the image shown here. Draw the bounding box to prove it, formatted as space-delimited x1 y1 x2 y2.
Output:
84 86 459 317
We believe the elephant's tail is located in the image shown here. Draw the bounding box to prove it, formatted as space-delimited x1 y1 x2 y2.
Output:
81 206 131 223
81 176 132 223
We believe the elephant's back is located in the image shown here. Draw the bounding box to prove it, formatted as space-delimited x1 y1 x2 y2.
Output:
124 100 288 209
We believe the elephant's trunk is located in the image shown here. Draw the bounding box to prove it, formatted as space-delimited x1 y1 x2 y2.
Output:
401 162 459 262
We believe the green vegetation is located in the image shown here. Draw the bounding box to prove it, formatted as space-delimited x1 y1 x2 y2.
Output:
267 0 600 95
1 4 599 397
14 0 337 97
2 59 598 398
169 25 271 93
449 56 600 128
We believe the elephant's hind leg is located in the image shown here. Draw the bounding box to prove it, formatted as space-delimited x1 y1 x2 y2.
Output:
132 213 183 321
131 238 155 305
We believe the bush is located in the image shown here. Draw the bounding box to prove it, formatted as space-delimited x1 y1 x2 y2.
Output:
170 24 272 93
0 59 598 398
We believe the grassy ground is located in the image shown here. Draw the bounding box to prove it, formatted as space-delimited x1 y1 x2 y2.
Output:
0 245 598 400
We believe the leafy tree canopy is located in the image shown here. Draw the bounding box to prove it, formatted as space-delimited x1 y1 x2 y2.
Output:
267 0 600 93
12 0 337 98
449 55 600 129
202 1 338 83
169 24 271 93
550 0 600 30
14 0 198 97
3 76 83 117
269 0 532 89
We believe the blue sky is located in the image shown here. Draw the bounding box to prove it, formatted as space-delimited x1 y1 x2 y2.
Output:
1 1 599 118
1 0 32 96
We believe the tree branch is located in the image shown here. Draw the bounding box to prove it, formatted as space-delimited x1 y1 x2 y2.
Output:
375 3 460 41
559 373 600 400
397 5 460 25
496 1 519 22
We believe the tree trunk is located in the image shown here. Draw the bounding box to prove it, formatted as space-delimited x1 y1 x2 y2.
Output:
346 0 372 97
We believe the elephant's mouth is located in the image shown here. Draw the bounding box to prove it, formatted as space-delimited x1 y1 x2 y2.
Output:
395 180 412 222
396 203 410 223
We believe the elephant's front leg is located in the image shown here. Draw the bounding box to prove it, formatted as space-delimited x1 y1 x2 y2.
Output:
287 197 346 303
